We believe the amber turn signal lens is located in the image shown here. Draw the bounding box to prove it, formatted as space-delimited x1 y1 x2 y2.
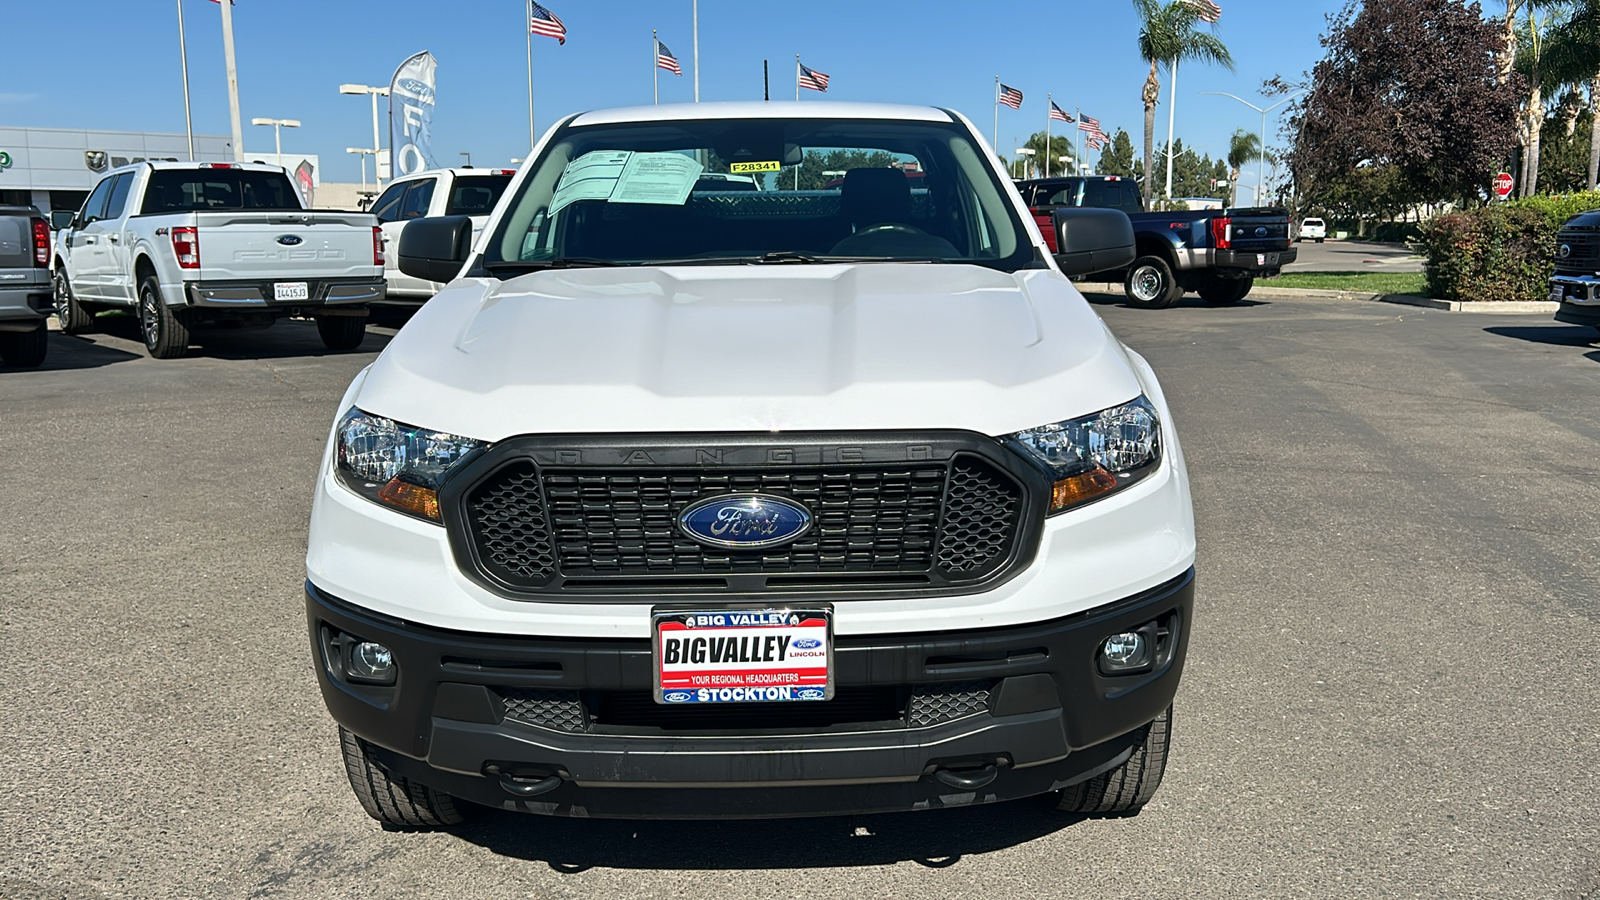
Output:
377 479 441 521
1050 468 1119 512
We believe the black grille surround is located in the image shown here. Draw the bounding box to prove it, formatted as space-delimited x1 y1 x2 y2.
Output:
1556 228 1600 275
438 432 1050 602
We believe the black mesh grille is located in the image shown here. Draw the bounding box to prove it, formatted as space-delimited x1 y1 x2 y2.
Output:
467 461 557 586
500 688 586 732
936 459 1023 574
457 444 1031 596
587 686 905 732
544 467 945 576
906 680 996 727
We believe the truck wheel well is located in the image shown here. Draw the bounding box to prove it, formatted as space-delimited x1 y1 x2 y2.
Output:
1135 237 1173 265
134 255 158 285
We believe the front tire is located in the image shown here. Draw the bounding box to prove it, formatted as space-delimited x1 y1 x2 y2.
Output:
55 270 95 334
316 315 368 352
340 727 467 828
0 323 48 368
138 275 190 359
1054 706 1171 815
1124 256 1183 309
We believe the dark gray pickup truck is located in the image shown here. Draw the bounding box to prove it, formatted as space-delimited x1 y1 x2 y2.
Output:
1018 176 1296 308
0 205 53 368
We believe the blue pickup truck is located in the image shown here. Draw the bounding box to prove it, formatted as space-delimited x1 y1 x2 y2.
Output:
1017 175 1296 308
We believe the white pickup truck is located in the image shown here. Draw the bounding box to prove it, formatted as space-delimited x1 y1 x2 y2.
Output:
50 161 385 358
307 102 1195 825
369 168 515 304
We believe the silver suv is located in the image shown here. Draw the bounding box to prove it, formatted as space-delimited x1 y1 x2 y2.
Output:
0 205 53 368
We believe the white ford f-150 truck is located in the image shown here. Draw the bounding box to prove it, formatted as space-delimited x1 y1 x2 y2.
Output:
50 161 385 358
306 102 1196 824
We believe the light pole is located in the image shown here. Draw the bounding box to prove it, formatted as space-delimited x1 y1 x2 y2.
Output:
1059 155 1073 176
1014 147 1036 179
250 117 300 168
459 152 472 168
1200 90 1306 206
339 84 390 185
175 0 195 160
218 0 243 161
346 147 376 195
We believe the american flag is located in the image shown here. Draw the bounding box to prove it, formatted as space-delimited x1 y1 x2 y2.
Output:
656 40 682 75
998 84 1023 109
1077 114 1108 141
1049 101 1073 123
1184 0 1222 23
1086 137 1106 151
798 63 830 92
528 2 567 44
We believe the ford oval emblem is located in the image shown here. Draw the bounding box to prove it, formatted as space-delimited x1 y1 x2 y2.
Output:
276 235 303 246
1560 243 1572 258
678 494 813 550
1254 226 1268 238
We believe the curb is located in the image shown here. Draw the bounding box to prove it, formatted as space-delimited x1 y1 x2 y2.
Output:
1082 285 1558 314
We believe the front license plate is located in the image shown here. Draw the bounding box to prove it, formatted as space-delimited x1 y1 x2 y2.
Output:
274 281 309 302
653 608 832 704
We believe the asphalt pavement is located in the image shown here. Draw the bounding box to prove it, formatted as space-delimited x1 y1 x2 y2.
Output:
1281 239 1423 273
2 299 1598 899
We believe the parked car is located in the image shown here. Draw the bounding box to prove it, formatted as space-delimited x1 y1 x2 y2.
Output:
307 101 1196 826
1298 218 1326 243
51 161 385 358
370 168 516 304
0 205 54 368
1016 175 1297 308
1550 211 1600 330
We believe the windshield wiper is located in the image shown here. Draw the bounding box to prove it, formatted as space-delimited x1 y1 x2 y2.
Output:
483 257 629 274
752 251 954 264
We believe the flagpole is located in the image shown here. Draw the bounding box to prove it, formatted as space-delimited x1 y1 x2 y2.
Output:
176 0 194 161
1075 106 1082 174
1164 58 1178 205
796 55 801 101
537 4 544 147
692 0 700 102
653 31 659 105
993 76 1000 165
1044 93 1051 179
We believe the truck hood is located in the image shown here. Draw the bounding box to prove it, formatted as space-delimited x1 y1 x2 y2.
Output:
355 264 1145 441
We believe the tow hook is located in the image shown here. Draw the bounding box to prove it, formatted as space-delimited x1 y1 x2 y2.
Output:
485 764 564 797
933 764 999 790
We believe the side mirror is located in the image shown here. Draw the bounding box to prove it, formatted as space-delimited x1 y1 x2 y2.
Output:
398 215 473 283
1052 208 1136 276
50 210 75 231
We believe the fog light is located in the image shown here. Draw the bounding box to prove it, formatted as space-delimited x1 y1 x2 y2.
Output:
1100 632 1150 672
348 641 396 684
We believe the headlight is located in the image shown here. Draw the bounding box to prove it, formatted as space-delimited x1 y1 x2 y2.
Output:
1006 396 1162 514
334 408 485 522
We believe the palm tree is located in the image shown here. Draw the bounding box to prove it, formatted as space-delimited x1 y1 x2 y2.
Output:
1544 1 1600 189
1226 129 1261 207
1135 0 1234 210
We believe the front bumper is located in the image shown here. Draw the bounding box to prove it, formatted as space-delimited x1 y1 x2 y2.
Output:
186 277 385 308
308 569 1193 819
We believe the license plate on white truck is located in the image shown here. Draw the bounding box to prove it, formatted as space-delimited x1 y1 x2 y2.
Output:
274 282 309 302
653 608 832 704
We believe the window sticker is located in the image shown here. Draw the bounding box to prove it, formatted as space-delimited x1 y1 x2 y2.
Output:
549 150 632 214
610 152 704 206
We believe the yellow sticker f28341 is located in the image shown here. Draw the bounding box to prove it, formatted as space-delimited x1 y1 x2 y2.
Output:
728 160 782 174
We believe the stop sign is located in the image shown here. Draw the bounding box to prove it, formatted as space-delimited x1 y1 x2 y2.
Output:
1493 172 1515 198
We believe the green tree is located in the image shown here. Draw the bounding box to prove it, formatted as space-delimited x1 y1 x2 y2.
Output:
1022 131 1075 178
1134 0 1234 209
1097 129 1138 177
1542 1 1600 188
1226 129 1261 207
773 149 898 191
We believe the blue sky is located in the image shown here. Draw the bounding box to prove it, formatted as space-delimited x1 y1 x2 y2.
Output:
6 0 1345 193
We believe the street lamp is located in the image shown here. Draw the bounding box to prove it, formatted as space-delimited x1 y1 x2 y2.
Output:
1014 147 1036 179
250 117 300 169
459 152 472 168
339 83 390 185
1200 90 1306 206
346 147 376 195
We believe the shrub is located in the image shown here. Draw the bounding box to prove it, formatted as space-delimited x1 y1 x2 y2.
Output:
1506 191 1600 230
1418 205 1552 302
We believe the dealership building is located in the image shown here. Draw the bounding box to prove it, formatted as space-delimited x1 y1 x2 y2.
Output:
0 126 324 213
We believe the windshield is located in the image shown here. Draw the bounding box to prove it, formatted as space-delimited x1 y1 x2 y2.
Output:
446 175 513 216
485 116 1033 271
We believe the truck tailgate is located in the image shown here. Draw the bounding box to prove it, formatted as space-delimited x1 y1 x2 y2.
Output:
190 212 377 281
1221 207 1292 252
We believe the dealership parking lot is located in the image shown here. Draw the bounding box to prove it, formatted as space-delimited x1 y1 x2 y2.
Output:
3 298 1598 899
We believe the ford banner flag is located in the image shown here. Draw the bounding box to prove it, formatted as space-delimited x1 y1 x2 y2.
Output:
389 51 438 177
